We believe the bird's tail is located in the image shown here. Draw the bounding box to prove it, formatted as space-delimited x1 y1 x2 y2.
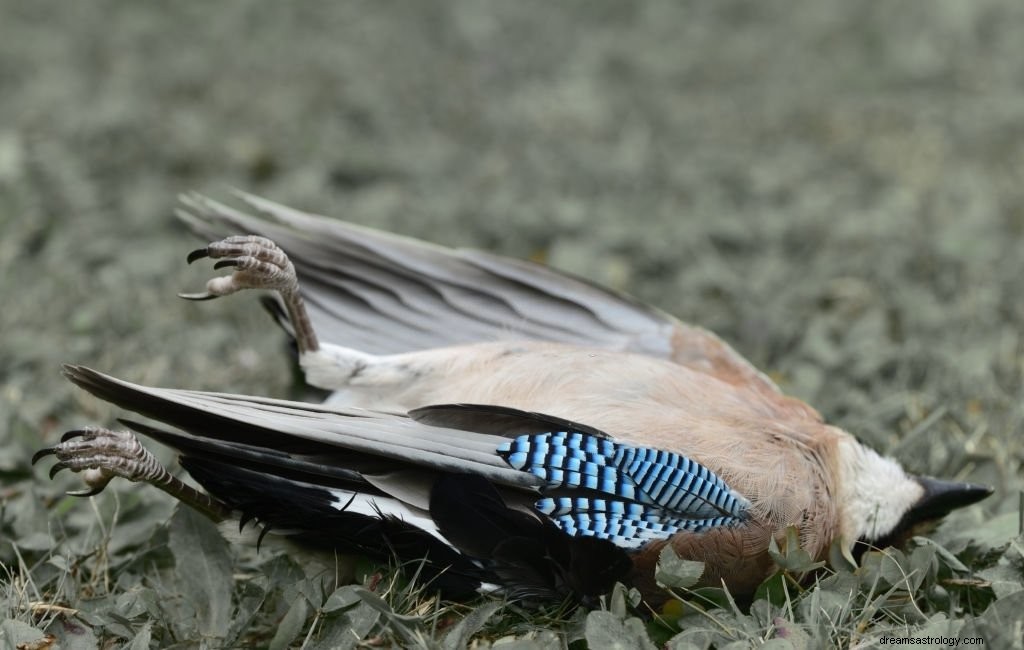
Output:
61 365 631 602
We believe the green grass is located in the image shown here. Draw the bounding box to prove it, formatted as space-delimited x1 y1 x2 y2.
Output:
1 480 1018 647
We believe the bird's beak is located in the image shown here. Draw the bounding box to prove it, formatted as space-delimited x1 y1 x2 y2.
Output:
910 476 993 522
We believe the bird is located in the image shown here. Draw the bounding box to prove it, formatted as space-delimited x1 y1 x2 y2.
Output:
35 192 992 606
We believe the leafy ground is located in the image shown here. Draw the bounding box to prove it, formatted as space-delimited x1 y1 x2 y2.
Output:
2 2 1024 648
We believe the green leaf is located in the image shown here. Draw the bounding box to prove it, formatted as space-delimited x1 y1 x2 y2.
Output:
977 560 1024 599
827 537 857 573
754 572 789 608
354 588 426 645
0 619 48 649
260 555 306 597
113 587 163 620
268 595 310 650
585 611 658 650
13 532 55 552
226 578 268 645
443 601 501 650
796 583 853 627
914 536 969 573
126 623 152 650
768 527 826 574
607 582 640 618
941 511 1018 555
655 545 705 590
167 505 233 640
877 548 910 590
960 589 1024 646
665 615 722 650
910 613 963 641
316 601 380 650
771 617 810 650
485 630 564 649
322 585 364 613
665 639 708 650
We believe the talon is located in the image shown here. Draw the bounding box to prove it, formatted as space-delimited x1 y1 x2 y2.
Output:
178 291 218 301
179 233 319 353
34 426 232 522
67 486 104 498
31 448 56 465
187 248 211 264
61 429 89 443
49 462 70 479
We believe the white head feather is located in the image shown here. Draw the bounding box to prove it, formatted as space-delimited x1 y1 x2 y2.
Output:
835 438 925 543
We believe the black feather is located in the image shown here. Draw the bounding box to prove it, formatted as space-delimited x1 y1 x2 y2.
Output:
429 474 631 603
410 404 612 440
63 366 632 604
181 457 488 599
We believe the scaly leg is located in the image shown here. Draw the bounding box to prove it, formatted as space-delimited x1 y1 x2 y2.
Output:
33 428 231 522
181 235 319 354
178 235 447 402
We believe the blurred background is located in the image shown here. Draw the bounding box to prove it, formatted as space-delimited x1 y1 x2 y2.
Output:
2 2 1022 523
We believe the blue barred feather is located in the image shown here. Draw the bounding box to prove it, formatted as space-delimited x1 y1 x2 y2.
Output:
496 431 748 548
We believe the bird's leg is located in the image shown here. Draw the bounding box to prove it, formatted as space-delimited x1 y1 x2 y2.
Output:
178 235 435 396
181 235 320 354
32 427 231 522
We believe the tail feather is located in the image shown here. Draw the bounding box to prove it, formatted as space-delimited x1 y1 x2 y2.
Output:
64 365 533 488
181 457 489 599
64 365 634 601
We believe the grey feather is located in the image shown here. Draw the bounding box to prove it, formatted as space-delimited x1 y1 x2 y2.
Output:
64 365 541 489
177 191 678 357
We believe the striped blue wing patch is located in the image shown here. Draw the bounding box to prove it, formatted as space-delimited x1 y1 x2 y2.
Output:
496 432 749 549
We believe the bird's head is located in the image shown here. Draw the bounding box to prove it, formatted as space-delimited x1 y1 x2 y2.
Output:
835 439 992 554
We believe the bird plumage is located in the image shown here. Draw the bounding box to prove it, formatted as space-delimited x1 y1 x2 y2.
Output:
176 192 788 403
37 193 992 606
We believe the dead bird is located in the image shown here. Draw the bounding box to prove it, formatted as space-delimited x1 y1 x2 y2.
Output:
35 193 992 605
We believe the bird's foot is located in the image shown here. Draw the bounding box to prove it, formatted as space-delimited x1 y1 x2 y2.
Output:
33 427 166 496
180 235 298 300
180 235 319 353
33 427 230 521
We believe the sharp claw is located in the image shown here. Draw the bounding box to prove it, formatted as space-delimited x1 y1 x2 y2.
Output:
213 260 239 270
61 429 88 443
178 291 218 301
187 248 211 264
257 524 272 550
31 448 56 465
49 462 70 479
67 487 104 498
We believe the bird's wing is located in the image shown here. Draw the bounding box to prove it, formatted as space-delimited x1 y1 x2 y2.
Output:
177 192 779 394
61 365 750 600
64 365 531 487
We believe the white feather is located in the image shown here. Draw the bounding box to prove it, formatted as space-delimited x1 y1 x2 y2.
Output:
835 439 924 542
326 487 454 547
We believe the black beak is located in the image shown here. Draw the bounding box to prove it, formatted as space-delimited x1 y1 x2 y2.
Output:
909 476 993 522
856 476 993 556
